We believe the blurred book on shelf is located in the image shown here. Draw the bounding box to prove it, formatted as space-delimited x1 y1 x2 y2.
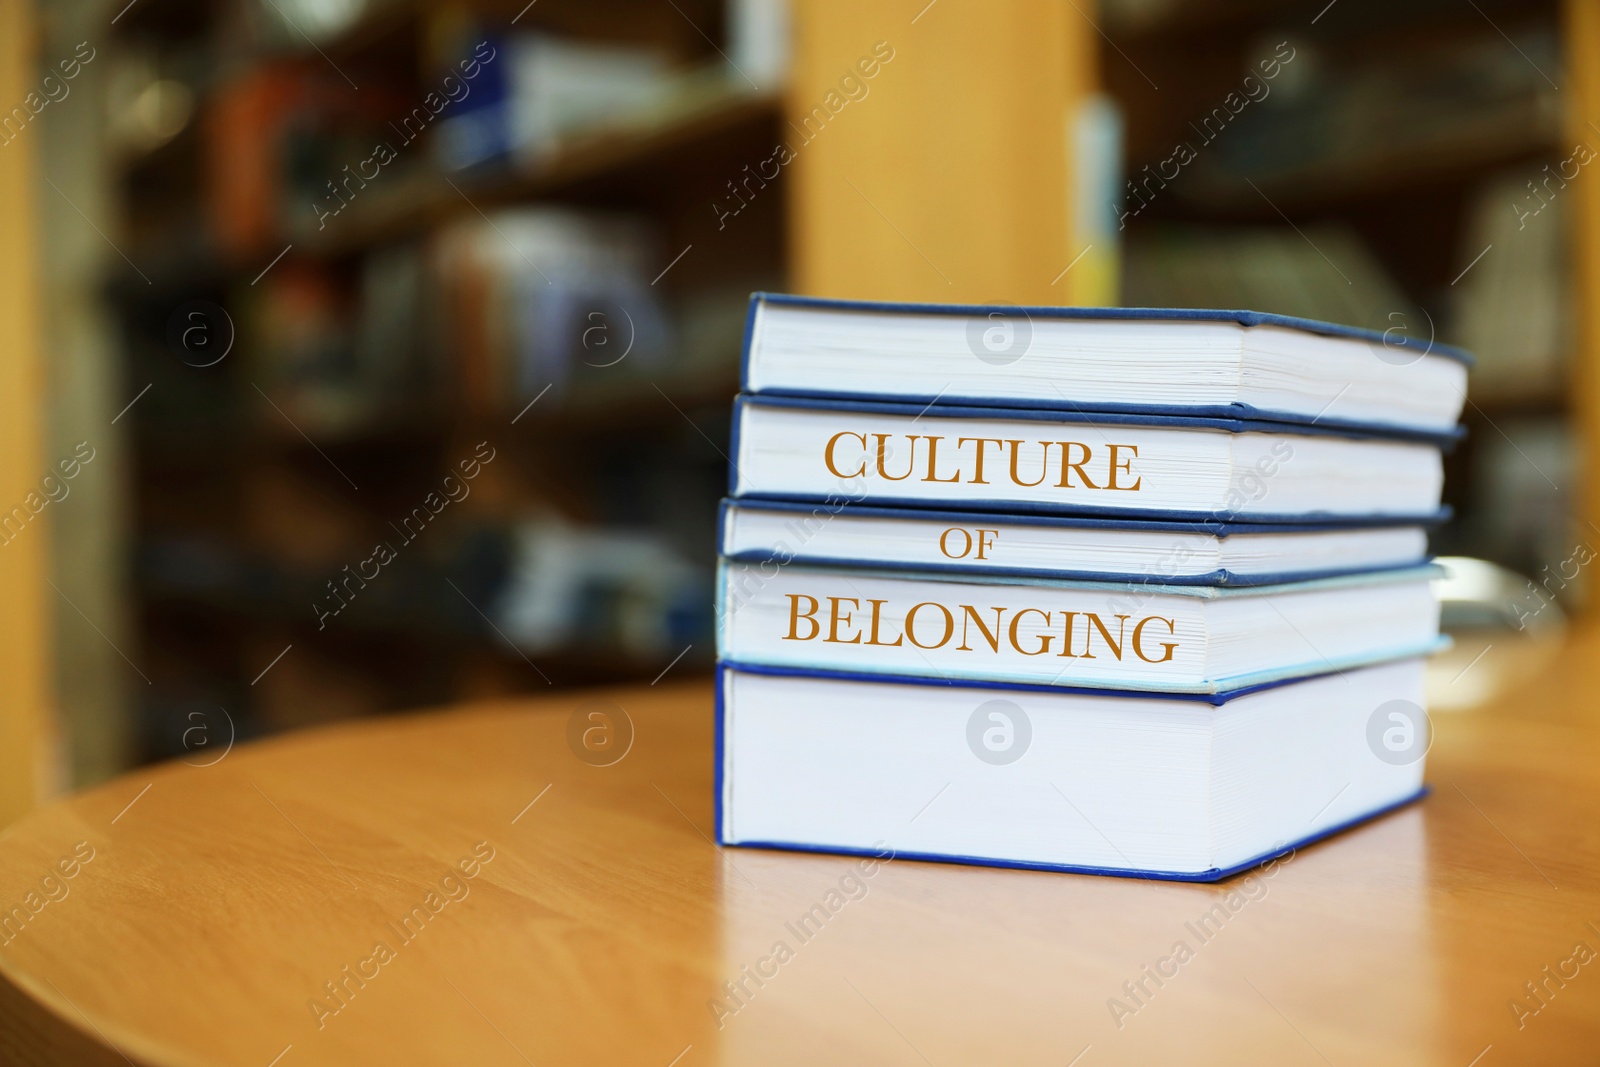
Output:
495 517 707 660
1121 225 1420 334
241 246 439 437
1453 419 1575 582
234 204 753 439
139 511 709 675
67 0 1589 799
241 459 372 571
195 16 774 262
433 208 673 413
1174 25 1562 205
1452 169 1572 405
436 33 670 170
112 0 769 725
206 62 420 257
243 259 362 433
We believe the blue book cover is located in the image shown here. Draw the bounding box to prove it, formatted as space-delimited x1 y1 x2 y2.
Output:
715 557 1447 695
728 394 1456 524
718 497 1447 587
739 292 1472 439
715 660 1431 883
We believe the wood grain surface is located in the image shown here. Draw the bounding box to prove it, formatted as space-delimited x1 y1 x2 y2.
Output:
2 630 1599 1066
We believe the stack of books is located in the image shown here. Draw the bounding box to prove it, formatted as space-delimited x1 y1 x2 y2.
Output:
713 294 1468 882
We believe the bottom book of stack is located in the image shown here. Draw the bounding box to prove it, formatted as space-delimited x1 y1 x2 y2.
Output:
715 659 1429 882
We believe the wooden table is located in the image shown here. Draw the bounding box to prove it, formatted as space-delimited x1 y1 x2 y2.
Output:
2 633 1598 1067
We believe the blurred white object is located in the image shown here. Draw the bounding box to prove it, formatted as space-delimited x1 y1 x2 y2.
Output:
261 0 366 44
496 519 701 657
438 34 667 170
1068 94 1124 306
727 0 789 91
107 50 193 155
1431 555 1566 634
511 36 666 163
1426 556 1567 712
433 207 672 402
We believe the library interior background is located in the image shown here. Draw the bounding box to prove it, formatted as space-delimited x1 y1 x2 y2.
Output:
1 0 1588 807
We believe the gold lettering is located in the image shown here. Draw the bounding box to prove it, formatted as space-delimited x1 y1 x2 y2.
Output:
1056 611 1079 657
874 434 917 481
1008 608 1053 655
957 437 1003 484
923 435 961 483
976 529 998 559
778 592 1175 666
1107 444 1142 491
1006 440 1049 487
938 527 972 558
905 602 954 648
1083 613 1130 660
784 594 820 640
1055 441 1100 489
1133 616 1177 662
866 599 903 646
826 597 862 644
957 605 1005 652
824 432 867 479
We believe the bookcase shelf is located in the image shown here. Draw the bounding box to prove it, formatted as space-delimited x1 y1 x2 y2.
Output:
1096 0 1576 589
138 573 698 683
299 86 781 261
125 372 743 465
55 0 1596 792
104 0 764 765
1104 0 1548 43
113 86 780 294
1164 115 1558 218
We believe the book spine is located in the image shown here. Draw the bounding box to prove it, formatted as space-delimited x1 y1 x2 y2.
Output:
731 399 1228 517
737 293 762 393
717 562 1209 690
721 502 1226 583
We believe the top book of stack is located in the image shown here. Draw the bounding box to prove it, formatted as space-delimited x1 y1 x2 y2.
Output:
739 293 1470 439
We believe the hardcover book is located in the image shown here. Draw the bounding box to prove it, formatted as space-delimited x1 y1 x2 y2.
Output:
716 658 1430 881
729 395 1449 523
716 561 1442 693
720 499 1436 586
740 292 1470 435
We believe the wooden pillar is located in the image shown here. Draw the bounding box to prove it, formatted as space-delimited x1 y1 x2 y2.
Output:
41 0 133 790
786 0 1101 306
0 0 55 825
1567 0 1600 590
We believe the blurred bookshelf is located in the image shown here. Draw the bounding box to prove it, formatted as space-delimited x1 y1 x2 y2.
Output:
106 0 785 763
1097 0 1578 580
59 0 1593 785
